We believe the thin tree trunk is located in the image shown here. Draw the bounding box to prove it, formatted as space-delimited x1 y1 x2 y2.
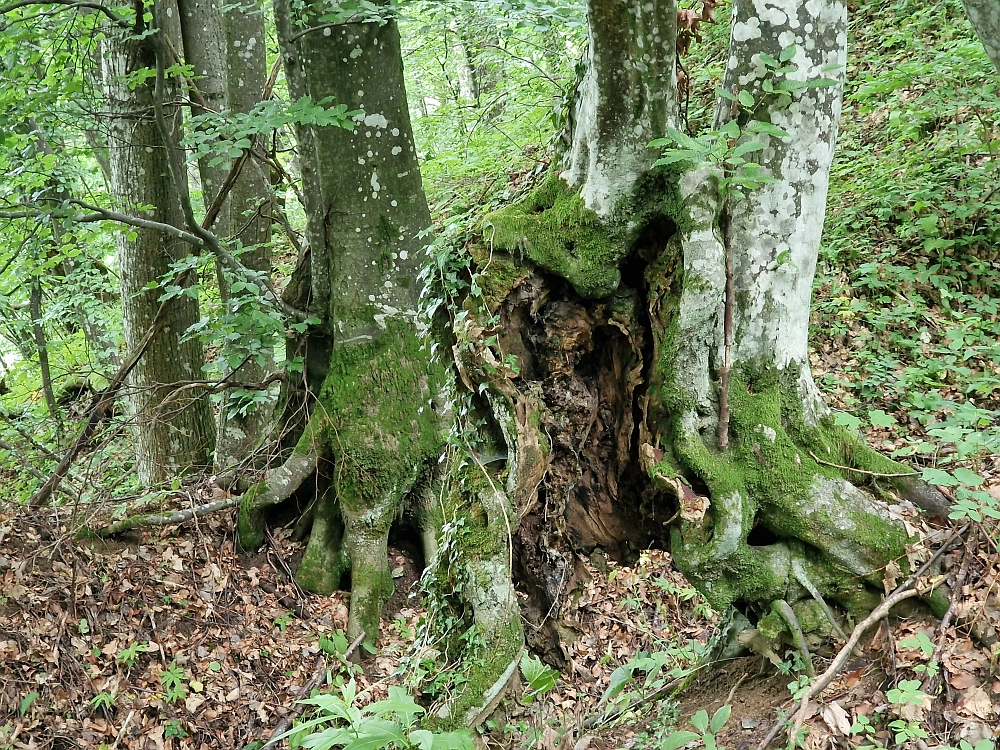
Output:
100 0 215 485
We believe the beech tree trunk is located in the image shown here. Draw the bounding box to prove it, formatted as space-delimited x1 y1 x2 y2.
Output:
179 0 276 469
101 1 215 485
240 0 442 646
441 0 942 711
962 0 1000 71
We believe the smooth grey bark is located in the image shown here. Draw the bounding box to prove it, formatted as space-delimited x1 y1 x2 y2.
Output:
179 0 231 236
101 0 216 485
962 0 1000 71
179 0 276 469
560 0 678 216
219 0 275 468
274 0 440 643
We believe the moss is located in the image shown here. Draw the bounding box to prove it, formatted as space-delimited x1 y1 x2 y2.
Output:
480 166 688 300
661 370 910 617
440 620 524 728
237 488 265 551
316 321 444 513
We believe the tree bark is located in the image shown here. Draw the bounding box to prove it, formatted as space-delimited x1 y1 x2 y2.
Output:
251 0 443 646
962 0 1000 71
100 0 215 485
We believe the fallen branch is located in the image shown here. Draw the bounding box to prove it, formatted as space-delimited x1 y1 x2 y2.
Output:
807 451 917 478
262 632 365 748
94 496 239 536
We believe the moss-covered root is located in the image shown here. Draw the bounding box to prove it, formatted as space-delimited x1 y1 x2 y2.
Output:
342 519 394 646
296 490 347 595
445 484 524 725
236 422 325 550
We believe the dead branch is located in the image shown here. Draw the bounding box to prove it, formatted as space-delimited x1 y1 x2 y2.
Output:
94 496 239 536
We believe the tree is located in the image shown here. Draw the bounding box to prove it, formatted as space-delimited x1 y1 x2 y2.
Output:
417 0 954 716
178 0 276 470
237 0 441 646
962 0 1000 70
100 0 216 485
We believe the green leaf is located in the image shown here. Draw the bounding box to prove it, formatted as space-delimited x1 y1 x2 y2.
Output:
758 52 779 68
952 467 984 487
867 409 896 427
710 704 732 733
833 412 863 431
718 119 741 140
520 653 560 695
659 731 700 750
737 89 755 108
780 44 797 62
921 467 957 487
690 709 710 733
745 120 789 139
19 692 39 716
715 85 737 102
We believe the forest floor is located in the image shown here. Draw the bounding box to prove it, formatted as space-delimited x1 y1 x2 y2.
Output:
1 470 999 749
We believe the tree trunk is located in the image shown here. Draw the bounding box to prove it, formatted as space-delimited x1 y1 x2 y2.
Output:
101 1 216 486
962 0 1000 71
447 0 940 699
243 0 443 646
220 0 276 469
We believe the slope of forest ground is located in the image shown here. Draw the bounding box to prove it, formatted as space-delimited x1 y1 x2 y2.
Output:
3 0 1000 747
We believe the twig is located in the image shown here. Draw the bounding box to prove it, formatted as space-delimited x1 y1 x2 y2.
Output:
201 55 282 231
755 526 968 749
808 451 917 478
783 526 969 746
921 527 976 695
262 632 366 748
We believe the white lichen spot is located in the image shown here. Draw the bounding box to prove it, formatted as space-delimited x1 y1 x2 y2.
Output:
391 128 400 136
370 170 381 194
733 16 761 41
358 157 366 165
399 250 408 260
390 200 398 207
367 150 373 157
350 46 362 59
357 89 364 97
368 295 376 302
323 27 331 36
363 113 388 128
391 146 402 155
165 5 172 16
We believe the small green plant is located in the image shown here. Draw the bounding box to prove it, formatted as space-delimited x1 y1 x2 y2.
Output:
115 641 148 669
273 611 295 633
90 692 116 712
886 679 929 707
275 679 474 750
519 653 560 703
18 692 39 716
658 705 732 750
164 720 188 739
899 632 939 676
158 661 188 703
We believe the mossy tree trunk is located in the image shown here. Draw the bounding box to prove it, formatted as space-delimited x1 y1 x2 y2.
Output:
450 0 943 681
238 0 442 645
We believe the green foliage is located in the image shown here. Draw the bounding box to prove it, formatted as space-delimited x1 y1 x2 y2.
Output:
158 660 188 703
518 653 559 701
274 680 474 750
